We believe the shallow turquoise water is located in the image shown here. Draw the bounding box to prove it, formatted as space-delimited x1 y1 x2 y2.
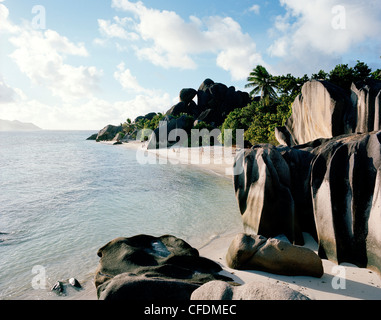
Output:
0 131 242 299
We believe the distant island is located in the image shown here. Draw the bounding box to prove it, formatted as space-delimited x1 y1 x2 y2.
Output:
0 119 42 131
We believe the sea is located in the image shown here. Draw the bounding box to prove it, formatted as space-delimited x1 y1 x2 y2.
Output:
0 130 242 300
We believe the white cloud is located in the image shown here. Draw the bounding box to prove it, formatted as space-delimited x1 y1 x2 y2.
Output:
111 0 264 80
249 4 260 15
98 17 139 40
267 0 381 74
114 62 149 93
0 76 18 103
8 27 102 101
0 3 19 34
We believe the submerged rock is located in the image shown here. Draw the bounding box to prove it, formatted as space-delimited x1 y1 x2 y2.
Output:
51 281 65 295
69 278 82 289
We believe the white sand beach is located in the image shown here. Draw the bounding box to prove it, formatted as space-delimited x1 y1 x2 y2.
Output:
90 141 381 300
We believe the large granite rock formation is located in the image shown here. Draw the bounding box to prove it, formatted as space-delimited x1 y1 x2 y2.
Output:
276 79 381 147
233 144 299 243
351 79 381 133
94 234 234 300
96 124 123 142
166 79 251 127
146 114 194 149
311 131 381 272
191 280 310 300
226 233 323 277
234 130 381 276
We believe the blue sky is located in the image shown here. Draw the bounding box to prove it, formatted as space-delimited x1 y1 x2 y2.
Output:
0 0 380 130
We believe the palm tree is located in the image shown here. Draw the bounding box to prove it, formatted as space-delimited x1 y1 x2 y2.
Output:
245 65 277 105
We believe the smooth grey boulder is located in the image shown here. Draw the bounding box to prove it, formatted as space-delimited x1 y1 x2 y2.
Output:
191 280 310 300
226 233 323 278
351 79 381 133
277 79 381 147
280 80 353 146
233 144 300 244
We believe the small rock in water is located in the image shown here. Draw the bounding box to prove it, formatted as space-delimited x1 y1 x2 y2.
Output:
69 278 82 289
51 281 65 295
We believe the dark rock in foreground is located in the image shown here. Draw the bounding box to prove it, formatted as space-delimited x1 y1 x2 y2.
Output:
95 234 234 300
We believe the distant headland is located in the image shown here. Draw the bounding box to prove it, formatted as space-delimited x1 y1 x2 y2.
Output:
0 119 42 131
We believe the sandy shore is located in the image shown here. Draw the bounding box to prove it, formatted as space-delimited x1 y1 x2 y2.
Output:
88 141 381 300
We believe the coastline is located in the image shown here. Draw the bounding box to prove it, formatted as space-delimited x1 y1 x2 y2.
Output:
83 141 381 300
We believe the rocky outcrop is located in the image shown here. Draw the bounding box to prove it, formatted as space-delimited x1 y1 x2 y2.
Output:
234 130 381 276
94 234 234 300
166 79 251 127
134 112 157 123
96 124 123 142
191 280 310 300
276 79 381 147
226 233 323 277
86 133 98 140
233 144 299 243
351 79 381 133
311 131 381 272
146 114 194 149
276 80 354 146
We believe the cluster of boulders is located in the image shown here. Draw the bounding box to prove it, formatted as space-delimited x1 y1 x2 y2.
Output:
94 233 317 300
88 78 251 148
235 78 381 277
167 79 251 126
146 79 250 149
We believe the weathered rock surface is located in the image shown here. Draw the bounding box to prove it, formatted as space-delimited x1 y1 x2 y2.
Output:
278 80 353 146
351 79 381 133
165 79 251 127
134 112 157 123
191 280 310 300
86 133 98 140
226 233 323 277
233 144 302 244
311 131 381 273
95 234 234 300
96 124 123 142
234 130 381 276
147 114 194 149
276 79 381 147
